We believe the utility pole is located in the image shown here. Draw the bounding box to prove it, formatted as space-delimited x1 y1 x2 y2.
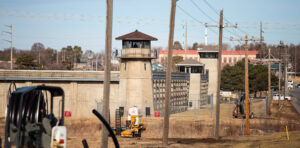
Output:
278 41 284 106
96 54 99 71
56 50 59 64
205 27 208 46
163 0 176 146
206 10 237 139
260 22 264 60
39 50 41 64
279 41 289 103
230 35 260 135
295 48 297 77
278 62 281 106
283 43 288 102
10 25 13 69
61 50 63 62
184 20 187 58
101 0 113 147
3 25 13 69
268 48 271 115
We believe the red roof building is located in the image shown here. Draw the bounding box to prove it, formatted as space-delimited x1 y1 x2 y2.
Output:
159 50 258 68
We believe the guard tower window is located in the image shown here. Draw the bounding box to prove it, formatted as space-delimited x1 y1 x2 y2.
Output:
199 52 218 58
179 66 185 72
141 41 150 48
142 41 145 48
132 41 140 48
123 40 131 48
123 40 142 48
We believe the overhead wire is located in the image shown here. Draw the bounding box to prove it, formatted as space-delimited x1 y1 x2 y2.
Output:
201 0 254 38
190 0 242 40
190 0 218 24
177 5 204 25
177 4 232 41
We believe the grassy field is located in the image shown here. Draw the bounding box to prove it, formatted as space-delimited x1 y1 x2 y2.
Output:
1 100 300 148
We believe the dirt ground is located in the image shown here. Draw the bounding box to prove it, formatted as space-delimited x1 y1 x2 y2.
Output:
65 100 300 148
66 130 300 148
1 100 300 148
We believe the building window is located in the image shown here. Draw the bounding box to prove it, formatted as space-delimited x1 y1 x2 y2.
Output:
224 57 227 63
189 102 192 107
144 63 146 71
234 57 237 63
229 57 232 63
179 66 185 72
145 107 150 116
124 63 126 70
119 106 124 117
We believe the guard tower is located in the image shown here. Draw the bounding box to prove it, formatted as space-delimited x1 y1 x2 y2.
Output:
116 30 157 116
198 47 218 104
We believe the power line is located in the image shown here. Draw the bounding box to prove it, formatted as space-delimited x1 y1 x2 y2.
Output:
190 0 218 24
177 4 223 39
188 0 242 39
203 0 219 15
201 0 254 37
177 5 204 25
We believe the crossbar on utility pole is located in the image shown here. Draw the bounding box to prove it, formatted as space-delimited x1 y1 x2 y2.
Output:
101 0 113 147
230 35 260 135
163 0 177 146
206 10 237 139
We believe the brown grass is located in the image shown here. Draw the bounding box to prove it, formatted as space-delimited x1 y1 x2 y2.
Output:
1 100 300 148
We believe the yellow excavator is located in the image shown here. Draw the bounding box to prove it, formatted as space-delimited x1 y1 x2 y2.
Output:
120 107 146 137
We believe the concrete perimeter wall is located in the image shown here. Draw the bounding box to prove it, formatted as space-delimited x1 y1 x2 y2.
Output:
0 81 120 119
0 70 121 119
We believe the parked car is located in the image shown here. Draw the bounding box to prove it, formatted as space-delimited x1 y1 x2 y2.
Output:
295 83 300 88
273 94 283 100
273 94 291 101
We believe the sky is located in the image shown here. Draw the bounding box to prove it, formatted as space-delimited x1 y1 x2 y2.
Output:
0 0 300 53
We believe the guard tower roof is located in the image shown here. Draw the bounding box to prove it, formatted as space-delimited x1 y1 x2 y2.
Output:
116 30 158 41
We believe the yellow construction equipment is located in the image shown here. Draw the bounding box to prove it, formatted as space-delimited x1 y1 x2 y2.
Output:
121 107 146 137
